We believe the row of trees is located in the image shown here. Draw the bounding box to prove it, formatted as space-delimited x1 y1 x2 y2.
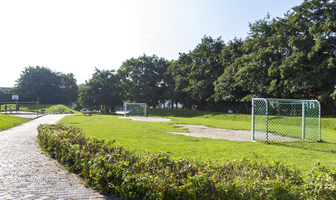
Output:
79 0 336 115
2 0 335 115
0 66 78 104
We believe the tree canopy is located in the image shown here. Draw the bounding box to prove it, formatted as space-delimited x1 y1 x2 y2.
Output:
15 66 78 104
9 0 336 115
78 68 122 113
117 54 170 108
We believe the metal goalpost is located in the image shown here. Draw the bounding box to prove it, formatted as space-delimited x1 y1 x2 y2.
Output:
252 98 321 142
124 103 147 117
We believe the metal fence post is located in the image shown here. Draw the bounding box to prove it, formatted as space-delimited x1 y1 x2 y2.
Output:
318 101 321 140
265 99 268 142
302 101 305 139
124 103 127 117
251 98 255 141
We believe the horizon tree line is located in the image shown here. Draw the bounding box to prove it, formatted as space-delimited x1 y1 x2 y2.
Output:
1 0 335 115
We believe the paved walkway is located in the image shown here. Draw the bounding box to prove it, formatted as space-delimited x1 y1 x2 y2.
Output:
0 114 118 200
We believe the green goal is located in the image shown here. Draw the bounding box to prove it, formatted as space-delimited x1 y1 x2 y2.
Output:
124 103 147 117
252 98 321 142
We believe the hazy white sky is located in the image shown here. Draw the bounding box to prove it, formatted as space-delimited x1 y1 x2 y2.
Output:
0 0 304 87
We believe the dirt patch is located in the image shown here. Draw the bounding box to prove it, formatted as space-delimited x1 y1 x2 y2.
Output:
169 124 252 141
118 116 172 122
119 117 252 141
118 116 298 142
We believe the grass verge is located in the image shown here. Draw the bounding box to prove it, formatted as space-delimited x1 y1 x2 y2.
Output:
0 114 31 131
38 124 336 199
0 104 79 114
58 108 336 177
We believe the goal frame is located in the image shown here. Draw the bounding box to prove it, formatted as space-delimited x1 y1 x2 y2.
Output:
251 98 321 142
124 103 147 117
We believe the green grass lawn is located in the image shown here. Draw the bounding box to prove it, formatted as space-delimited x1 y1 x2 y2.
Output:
0 114 31 131
0 104 79 114
58 109 336 177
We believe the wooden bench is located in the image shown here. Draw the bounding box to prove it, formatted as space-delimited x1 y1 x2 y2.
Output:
82 110 93 116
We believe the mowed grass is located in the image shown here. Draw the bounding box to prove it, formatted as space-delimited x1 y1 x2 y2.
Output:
0 114 30 131
0 104 79 114
58 109 336 177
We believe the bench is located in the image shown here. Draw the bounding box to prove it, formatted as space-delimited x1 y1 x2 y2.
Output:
82 110 93 116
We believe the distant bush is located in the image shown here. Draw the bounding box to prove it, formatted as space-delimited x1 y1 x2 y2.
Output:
37 124 336 199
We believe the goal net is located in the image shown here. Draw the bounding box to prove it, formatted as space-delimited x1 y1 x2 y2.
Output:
124 103 147 117
252 98 320 142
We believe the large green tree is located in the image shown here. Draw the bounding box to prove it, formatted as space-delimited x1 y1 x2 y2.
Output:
166 53 194 109
0 88 12 102
187 36 225 110
214 37 246 102
117 54 170 108
227 15 283 102
272 0 336 114
169 36 225 110
15 66 78 104
79 68 122 112
214 0 336 115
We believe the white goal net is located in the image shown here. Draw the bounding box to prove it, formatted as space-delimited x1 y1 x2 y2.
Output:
124 103 147 117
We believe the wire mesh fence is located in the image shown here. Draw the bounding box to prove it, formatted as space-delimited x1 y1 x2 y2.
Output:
124 103 147 117
252 98 321 142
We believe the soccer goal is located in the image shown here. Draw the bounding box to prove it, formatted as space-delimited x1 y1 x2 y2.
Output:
124 103 147 117
252 98 321 142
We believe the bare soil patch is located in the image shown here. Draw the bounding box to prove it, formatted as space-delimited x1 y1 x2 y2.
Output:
169 124 251 141
118 116 172 122
119 116 299 142
119 116 252 141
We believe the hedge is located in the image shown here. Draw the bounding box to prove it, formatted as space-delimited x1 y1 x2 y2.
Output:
37 124 336 199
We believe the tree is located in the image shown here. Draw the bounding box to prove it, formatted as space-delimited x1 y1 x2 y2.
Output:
166 53 194 109
15 66 79 104
214 37 246 102
117 54 169 108
228 14 282 102
0 88 11 102
273 0 336 114
79 68 122 113
213 0 336 114
184 35 225 110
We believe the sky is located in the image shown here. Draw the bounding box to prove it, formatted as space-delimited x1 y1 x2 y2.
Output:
0 0 304 87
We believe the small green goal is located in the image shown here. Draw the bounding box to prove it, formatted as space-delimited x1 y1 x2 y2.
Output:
124 103 147 117
252 98 321 142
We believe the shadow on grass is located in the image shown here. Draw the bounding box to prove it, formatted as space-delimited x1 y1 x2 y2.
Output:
147 108 221 118
262 140 336 154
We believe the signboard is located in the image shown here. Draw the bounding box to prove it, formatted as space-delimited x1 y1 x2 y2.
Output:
12 95 19 100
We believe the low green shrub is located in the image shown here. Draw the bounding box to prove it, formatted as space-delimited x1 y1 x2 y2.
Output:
37 124 336 199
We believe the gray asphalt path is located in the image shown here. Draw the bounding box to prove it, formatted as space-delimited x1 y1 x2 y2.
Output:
0 114 118 200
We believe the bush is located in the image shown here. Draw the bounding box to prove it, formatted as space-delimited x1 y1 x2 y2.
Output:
37 124 336 199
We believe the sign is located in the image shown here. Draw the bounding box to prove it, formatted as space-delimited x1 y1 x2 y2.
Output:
12 95 19 100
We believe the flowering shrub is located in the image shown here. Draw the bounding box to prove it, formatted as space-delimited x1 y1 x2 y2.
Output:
37 124 336 199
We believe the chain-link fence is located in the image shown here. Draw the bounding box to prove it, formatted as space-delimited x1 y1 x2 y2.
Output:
252 98 321 142
124 103 147 117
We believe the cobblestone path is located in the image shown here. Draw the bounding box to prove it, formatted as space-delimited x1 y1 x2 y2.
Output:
0 115 118 200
